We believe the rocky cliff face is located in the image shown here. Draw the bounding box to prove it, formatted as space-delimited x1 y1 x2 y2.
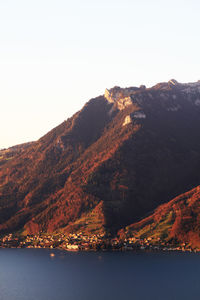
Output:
1 80 200 238
104 86 138 110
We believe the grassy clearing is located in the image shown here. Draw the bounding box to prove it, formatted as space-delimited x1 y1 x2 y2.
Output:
134 211 175 240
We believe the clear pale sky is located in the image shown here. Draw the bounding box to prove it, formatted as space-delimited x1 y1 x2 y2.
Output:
0 0 199 149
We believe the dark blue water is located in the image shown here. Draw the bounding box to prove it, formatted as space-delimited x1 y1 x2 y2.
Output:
0 249 200 300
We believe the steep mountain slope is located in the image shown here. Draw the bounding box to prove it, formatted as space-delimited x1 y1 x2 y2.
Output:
1 79 200 236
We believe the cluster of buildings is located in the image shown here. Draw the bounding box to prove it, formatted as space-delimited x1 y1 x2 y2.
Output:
122 236 194 252
0 232 195 252
0 232 111 251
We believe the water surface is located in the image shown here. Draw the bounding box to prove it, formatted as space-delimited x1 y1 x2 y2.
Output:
0 249 200 300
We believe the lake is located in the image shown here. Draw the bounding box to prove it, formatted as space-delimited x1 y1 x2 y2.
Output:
0 249 200 300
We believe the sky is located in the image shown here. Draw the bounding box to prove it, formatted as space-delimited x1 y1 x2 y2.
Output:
0 0 200 149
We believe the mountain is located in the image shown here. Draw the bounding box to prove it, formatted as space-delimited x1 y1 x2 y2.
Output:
1 79 200 240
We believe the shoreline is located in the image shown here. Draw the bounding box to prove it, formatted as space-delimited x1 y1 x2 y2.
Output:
1 233 198 253
0 244 198 253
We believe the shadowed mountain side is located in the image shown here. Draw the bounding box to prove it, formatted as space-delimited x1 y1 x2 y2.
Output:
83 91 200 233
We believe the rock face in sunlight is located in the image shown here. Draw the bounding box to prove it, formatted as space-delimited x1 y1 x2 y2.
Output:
1 79 200 241
104 86 136 110
122 115 132 126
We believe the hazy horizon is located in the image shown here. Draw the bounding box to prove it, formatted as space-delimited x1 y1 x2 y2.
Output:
1 0 200 149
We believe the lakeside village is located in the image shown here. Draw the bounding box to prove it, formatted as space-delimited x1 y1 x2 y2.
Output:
0 232 197 252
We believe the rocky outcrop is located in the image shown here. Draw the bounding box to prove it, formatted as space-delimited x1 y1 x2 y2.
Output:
104 86 137 110
122 115 132 126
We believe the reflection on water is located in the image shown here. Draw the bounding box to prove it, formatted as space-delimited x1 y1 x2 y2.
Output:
0 249 200 300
